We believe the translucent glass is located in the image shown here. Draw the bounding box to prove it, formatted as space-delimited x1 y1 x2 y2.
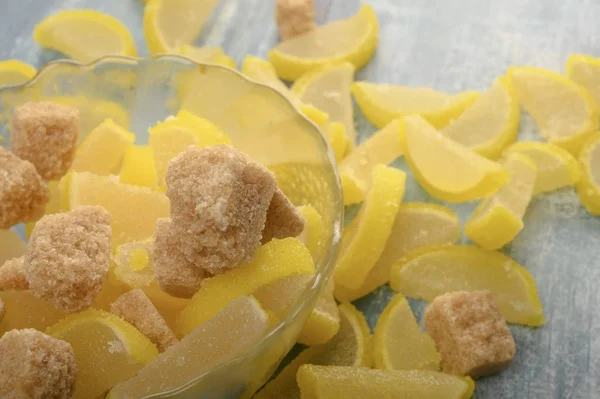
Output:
0 55 343 399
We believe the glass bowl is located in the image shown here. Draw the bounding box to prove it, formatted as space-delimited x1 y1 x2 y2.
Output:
0 55 343 398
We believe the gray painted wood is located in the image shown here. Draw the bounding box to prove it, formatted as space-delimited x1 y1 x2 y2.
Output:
1 1 598 398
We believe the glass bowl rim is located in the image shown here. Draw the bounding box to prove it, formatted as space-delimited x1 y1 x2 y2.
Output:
0 54 344 396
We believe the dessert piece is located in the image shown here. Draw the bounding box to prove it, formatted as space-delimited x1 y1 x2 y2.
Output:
0 256 28 290
0 147 49 229
0 297 4 323
276 0 316 40
24 206 111 313
261 188 305 243
165 145 277 274
10 101 80 180
153 218 207 298
424 290 516 377
0 329 76 399
110 289 178 352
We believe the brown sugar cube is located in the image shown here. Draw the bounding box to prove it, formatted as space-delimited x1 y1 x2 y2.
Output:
276 0 316 40
0 297 4 323
11 101 80 180
153 218 207 298
111 289 179 352
0 147 49 229
424 290 516 378
261 189 305 243
24 205 111 313
0 329 76 399
166 145 277 274
0 256 29 291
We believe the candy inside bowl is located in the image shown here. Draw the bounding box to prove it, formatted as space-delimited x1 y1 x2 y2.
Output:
0 55 342 399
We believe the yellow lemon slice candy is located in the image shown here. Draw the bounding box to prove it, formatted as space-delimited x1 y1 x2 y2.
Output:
401 115 508 202
0 291 66 336
149 111 231 184
390 245 545 326
335 165 406 290
177 238 314 335
300 104 350 162
108 296 270 399
293 63 357 144
339 119 403 204
34 10 136 62
508 66 599 155
576 135 600 215
352 82 479 129
335 203 460 303
175 44 236 69
298 279 340 346
465 153 537 250
566 54 600 107
71 119 135 175
504 141 581 195
47 309 158 399
373 293 440 371
254 302 372 399
119 145 159 190
0 60 36 87
442 76 520 159
144 0 220 54
269 4 378 81
67 171 170 246
297 365 474 399
242 55 295 99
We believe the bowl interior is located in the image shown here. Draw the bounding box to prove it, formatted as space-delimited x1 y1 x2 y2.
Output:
0 55 343 398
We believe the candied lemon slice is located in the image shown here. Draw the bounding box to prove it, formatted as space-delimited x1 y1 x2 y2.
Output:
25 181 61 238
504 141 581 195
352 82 479 129
0 291 66 336
297 366 474 399
465 153 537 250
242 55 295 99
72 119 135 175
47 309 158 399
0 229 28 264
339 119 403 204
177 238 314 335
576 135 600 215
401 115 508 202
298 204 325 261
298 279 340 346
33 10 136 62
67 172 170 246
293 63 356 144
335 165 406 290
175 44 236 69
108 296 269 399
144 0 219 54
442 76 519 159
269 4 378 81
508 66 599 155
335 203 460 303
300 104 350 162
50 96 130 135
566 54 600 107
149 111 231 184
0 60 36 87
119 145 159 190
390 245 545 326
255 302 371 399
373 293 440 371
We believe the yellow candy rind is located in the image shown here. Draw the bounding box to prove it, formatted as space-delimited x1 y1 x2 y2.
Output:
576 135 600 215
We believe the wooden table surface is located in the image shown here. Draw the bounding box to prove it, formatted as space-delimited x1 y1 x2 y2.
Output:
1 0 599 398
